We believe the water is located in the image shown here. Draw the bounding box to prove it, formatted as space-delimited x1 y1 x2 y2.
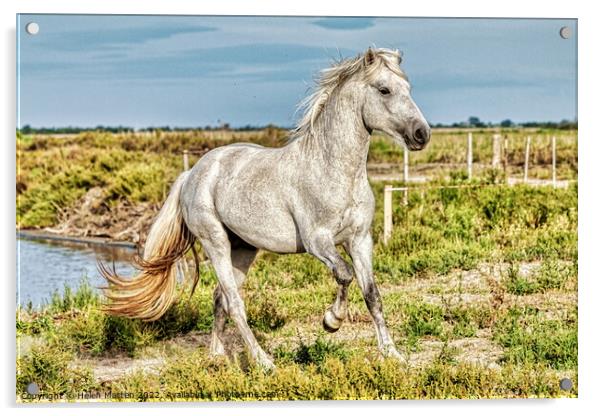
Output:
17 238 136 309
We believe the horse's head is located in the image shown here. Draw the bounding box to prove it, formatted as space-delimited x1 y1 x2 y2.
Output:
360 47 430 151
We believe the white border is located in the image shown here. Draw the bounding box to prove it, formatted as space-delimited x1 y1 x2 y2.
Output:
2 1 600 415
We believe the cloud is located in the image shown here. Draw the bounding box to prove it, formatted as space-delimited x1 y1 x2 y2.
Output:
312 18 375 31
34 25 217 51
413 71 555 91
22 43 357 83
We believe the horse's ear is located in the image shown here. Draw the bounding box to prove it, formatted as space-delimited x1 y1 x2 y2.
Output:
364 47 376 66
396 49 402 64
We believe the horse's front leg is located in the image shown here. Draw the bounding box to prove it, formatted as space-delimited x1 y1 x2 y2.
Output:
305 231 354 332
347 232 402 360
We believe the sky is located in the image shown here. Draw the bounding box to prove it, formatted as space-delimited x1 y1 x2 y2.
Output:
17 15 577 128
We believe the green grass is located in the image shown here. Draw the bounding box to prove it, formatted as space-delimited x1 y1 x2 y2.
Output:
503 260 575 295
493 306 577 370
17 344 97 400
372 182 577 283
17 342 574 401
18 278 215 358
400 302 444 340
274 336 350 367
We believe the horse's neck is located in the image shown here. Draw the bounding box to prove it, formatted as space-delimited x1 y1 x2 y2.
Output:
296 95 371 175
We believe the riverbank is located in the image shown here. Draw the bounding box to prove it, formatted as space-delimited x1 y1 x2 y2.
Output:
18 230 137 249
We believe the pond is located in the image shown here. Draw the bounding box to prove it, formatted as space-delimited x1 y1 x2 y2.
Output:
16 237 136 309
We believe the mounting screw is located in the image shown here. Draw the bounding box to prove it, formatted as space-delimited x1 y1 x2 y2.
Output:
559 26 571 39
25 22 39 35
26 382 40 395
559 378 573 391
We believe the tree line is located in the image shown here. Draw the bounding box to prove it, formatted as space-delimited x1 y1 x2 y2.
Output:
17 118 577 135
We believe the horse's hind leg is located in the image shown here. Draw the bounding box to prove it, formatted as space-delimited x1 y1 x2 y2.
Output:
195 217 274 370
304 231 354 332
210 246 257 357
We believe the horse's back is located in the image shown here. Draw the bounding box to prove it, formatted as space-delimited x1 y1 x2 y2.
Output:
181 142 277 208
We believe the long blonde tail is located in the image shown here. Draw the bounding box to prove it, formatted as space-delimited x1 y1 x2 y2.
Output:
100 171 196 321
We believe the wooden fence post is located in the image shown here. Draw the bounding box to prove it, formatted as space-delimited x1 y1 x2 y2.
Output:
492 134 501 168
384 185 393 245
503 135 508 175
552 136 557 188
467 132 473 180
183 150 190 171
403 146 409 182
523 136 531 183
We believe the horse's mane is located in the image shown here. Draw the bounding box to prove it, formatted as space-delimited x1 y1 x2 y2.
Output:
289 48 406 141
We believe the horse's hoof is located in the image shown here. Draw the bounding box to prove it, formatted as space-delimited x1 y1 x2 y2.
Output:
323 309 342 333
209 335 226 357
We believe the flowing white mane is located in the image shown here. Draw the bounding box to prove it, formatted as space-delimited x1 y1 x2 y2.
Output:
290 48 406 140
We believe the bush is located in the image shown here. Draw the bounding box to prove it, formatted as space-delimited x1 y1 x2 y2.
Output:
17 344 97 399
494 306 577 370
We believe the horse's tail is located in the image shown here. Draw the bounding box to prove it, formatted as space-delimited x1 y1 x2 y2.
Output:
100 170 197 321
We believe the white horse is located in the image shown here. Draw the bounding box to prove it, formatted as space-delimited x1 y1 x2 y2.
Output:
102 47 431 370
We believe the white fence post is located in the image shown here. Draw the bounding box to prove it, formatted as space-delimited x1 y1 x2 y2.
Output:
403 146 409 182
384 185 393 245
552 136 557 188
523 136 531 183
467 132 473 180
183 149 190 171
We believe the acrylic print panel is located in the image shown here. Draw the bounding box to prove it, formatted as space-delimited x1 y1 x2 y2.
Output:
16 14 577 402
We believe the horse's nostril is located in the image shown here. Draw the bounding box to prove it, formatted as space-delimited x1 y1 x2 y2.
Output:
414 127 429 144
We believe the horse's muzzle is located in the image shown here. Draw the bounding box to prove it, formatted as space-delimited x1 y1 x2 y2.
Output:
414 125 430 145
406 123 431 150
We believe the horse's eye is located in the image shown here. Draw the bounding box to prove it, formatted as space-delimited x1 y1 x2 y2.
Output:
378 87 391 95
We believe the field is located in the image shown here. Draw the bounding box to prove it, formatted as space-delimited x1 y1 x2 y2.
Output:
16 128 578 401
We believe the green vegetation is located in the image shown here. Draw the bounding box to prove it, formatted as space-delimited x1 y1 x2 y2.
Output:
494 306 577 370
16 128 577 401
18 283 576 401
503 260 575 295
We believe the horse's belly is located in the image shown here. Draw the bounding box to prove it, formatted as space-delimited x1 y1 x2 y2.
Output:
221 210 303 254
216 185 303 254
